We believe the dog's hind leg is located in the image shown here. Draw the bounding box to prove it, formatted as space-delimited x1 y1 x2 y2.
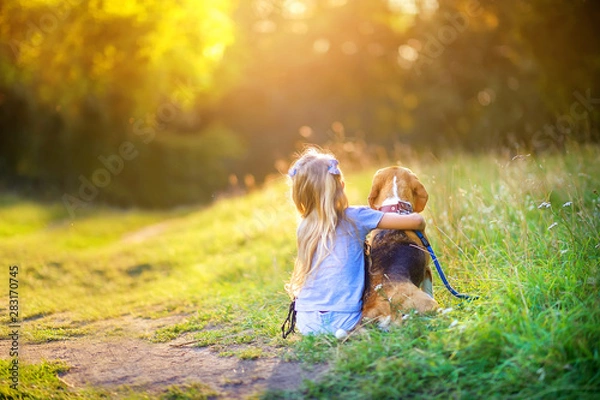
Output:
397 283 438 313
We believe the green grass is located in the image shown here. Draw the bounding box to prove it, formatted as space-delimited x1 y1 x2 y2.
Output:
271 145 600 399
0 359 220 399
1 144 599 398
0 181 296 341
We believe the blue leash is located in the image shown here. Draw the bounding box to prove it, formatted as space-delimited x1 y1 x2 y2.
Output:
414 230 478 300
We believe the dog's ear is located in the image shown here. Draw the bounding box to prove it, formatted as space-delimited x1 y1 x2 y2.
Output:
409 172 428 212
368 169 384 209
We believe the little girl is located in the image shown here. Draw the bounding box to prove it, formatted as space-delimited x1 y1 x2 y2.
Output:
286 148 426 335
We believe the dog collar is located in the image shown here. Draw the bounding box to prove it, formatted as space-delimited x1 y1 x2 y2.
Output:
378 200 413 215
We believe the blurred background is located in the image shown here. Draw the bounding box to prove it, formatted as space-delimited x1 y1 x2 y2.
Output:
1 0 599 209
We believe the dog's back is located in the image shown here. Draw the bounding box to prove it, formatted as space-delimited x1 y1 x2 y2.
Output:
369 229 428 286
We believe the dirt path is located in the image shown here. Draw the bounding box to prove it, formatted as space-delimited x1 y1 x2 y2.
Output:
4 316 326 399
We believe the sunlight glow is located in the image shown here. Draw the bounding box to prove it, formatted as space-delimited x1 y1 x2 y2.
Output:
398 44 419 61
283 0 313 19
313 38 331 54
388 0 439 15
203 43 226 61
397 44 419 69
388 0 418 15
477 88 496 106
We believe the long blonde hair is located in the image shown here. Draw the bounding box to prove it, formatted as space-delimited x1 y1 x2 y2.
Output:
285 148 349 298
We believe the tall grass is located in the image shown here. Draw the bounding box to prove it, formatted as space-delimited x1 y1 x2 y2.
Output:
271 144 600 399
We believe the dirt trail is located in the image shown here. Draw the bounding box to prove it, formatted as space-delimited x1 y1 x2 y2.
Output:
4 316 326 399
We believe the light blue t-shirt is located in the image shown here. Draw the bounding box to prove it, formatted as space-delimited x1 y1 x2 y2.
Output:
295 206 385 312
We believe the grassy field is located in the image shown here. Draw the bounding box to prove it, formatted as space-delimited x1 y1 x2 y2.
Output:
1 144 599 399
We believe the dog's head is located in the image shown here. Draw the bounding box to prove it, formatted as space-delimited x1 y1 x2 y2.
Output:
368 166 428 213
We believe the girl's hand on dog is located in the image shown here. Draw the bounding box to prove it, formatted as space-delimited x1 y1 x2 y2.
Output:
377 212 426 231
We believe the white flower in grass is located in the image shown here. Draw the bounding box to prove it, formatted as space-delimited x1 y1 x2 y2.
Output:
562 201 572 208
538 202 551 209
537 367 546 381
438 307 453 315
548 222 559 230
379 316 392 330
449 320 459 328
374 284 383 291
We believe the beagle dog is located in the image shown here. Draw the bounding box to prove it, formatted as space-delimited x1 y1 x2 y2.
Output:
362 166 438 326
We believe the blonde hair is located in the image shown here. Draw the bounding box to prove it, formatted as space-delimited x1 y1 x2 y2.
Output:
285 148 349 298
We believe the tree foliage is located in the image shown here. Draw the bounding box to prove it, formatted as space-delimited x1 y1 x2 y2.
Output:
0 0 599 208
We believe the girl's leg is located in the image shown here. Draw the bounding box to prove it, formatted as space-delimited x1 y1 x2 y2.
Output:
328 311 362 333
296 311 327 335
296 311 362 335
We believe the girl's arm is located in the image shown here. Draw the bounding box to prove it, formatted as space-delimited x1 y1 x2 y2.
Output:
377 212 426 231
